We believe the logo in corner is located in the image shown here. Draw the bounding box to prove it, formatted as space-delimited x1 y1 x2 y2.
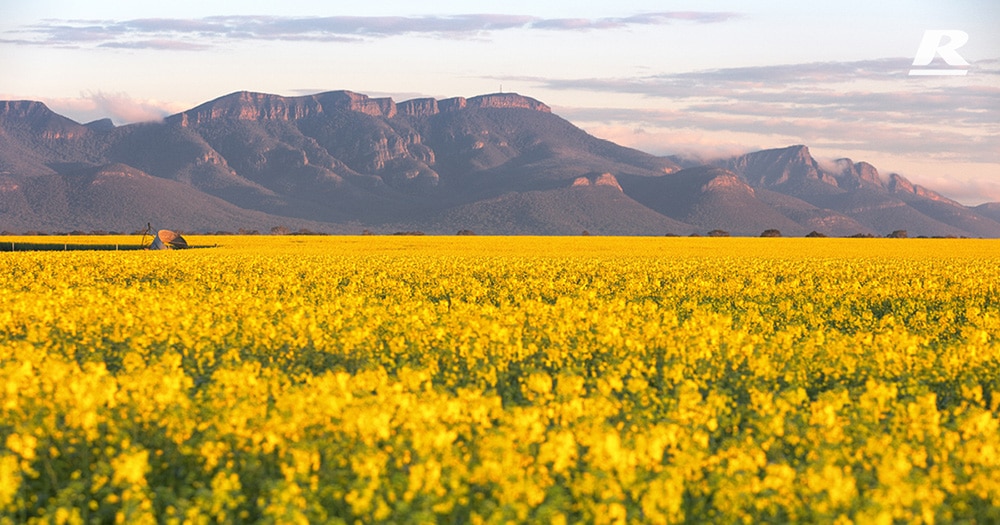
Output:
909 30 969 76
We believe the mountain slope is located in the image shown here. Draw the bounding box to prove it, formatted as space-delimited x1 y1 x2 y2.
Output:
620 167 806 235
0 163 335 233
424 183 697 236
974 203 1000 223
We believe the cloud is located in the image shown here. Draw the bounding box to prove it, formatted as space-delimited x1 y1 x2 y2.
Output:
42 92 188 125
531 59 923 99
98 39 211 51
908 171 1000 204
531 11 740 30
582 123 760 162
532 58 1000 108
4 12 740 50
565 102 998 162
534 57 999 162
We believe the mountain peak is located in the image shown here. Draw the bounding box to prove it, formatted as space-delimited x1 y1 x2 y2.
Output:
720 144 837 189
0 100 55 120
830 158 884 190
84 118 115 132
887 173 957 204
887 173 915 194
0 100 89 139
786 144 811 156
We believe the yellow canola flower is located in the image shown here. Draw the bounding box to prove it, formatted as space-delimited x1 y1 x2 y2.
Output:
0 235 998 522
111 449 150 487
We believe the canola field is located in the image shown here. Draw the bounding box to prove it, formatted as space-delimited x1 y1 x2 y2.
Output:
1 236 999 524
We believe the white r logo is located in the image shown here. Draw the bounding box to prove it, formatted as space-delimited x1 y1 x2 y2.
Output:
909 30 969 76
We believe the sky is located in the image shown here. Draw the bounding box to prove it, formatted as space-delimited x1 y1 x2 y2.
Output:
2 0 998 204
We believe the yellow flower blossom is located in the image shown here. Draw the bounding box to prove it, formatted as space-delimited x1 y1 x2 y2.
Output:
0 235 998 521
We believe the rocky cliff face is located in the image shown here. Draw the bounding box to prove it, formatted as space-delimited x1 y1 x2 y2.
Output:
571 173 623 192
316 91 398 118
169 91 322 125
398 98 439 117
169 90 401 126
467 93 551 112
398 93 550 117
169 91 551 126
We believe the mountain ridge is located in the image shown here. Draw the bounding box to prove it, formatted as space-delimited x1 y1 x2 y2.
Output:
166 91 552 127
1 91 997 236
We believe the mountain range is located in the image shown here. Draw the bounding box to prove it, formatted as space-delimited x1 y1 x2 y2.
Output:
2 90 998 237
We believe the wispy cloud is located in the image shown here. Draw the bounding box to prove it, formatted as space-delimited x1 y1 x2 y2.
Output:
530 11 739 30
537 58 1000 162
40 91 188 125
912 172 1000 205
533 58 1000 98
3 12 740 50
98 39 211 51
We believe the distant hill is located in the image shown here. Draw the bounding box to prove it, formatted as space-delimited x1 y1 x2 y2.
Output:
1 92 998 236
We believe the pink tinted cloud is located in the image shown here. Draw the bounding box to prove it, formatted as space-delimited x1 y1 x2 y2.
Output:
8 12 740 49
43 92 188 124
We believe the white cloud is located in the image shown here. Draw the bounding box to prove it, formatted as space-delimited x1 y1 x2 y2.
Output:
4 12 741 50
41 92 188 124
536 57 999 171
